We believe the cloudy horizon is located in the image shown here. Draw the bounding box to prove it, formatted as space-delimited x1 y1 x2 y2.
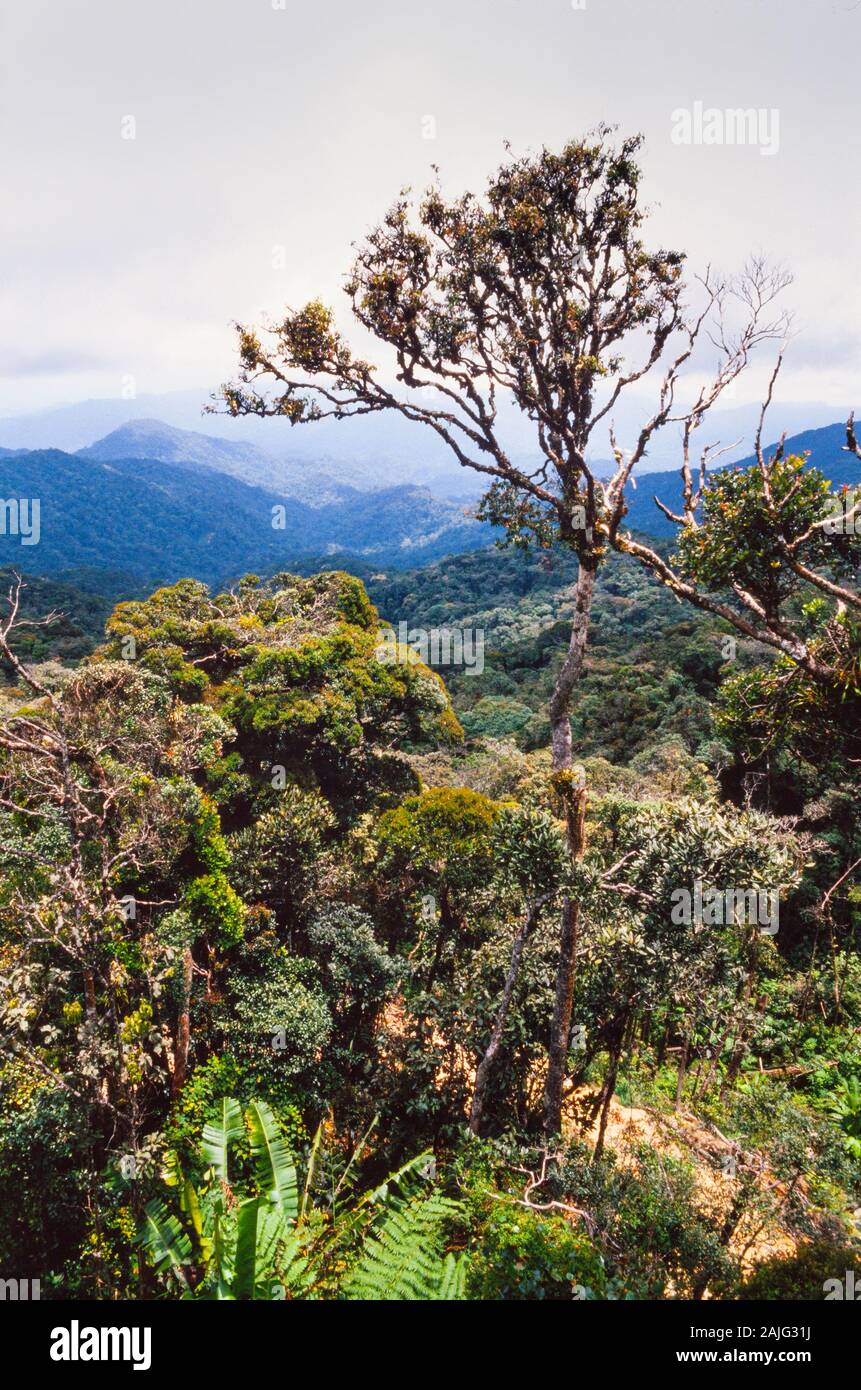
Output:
2 0 860 428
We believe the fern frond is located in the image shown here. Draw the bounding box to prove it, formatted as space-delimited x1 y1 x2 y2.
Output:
434 1251 468 1301
349 1149 437 1225
270 1227 313 1300
344 1194 463 1301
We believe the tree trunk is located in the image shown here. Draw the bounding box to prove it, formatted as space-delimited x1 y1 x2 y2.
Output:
593 1047 622 1162
425 886 457 992
722 932 760 1095
592 1007 632 1160
469 900 543 1136
83 967 97 1021
542 899 581 1134
542 559 596 1135
675 1031 689 1110
171 945 194 1099
698 1022 732 1099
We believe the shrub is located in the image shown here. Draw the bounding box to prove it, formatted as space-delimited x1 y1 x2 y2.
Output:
466 1201 606 1301
735 1241 861 1301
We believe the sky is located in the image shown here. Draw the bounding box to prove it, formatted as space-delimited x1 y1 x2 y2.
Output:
1 0 860 422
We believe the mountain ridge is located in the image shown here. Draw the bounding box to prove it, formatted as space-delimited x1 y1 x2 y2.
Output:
622 420 860 537
0 447 492 585
2 389 852 491
77 418 361 506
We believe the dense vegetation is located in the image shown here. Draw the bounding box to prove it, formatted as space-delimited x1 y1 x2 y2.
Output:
1 130 859 1303
1 498 859 1298
366 544 729 763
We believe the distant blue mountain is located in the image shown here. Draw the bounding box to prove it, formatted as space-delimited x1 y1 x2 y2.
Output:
0 448 493 586
2 420 857 590
76 419 360 506
621 421 859 538
3 390 849 492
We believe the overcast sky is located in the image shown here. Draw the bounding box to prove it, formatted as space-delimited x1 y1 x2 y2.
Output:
1 0 859 419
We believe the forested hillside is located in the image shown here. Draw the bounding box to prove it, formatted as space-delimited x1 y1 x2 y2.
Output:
366 545 728 761
1 509 859 1299
0 449 491 584
2 128 859 1312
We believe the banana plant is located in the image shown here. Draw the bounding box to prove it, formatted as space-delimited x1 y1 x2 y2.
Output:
138 1096 467 1300
139 1097 310 1300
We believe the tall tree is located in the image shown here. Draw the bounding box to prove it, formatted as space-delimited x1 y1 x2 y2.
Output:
218 129 786 1132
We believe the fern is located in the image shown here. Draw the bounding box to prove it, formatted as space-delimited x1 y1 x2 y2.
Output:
138 1095 467 1299
343 1194 463 1301
435 1251 468 1301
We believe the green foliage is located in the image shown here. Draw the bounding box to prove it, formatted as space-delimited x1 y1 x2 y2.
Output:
375 786 499 890
716 616 861 767
215 949 332 1101
139 1096 466 1300
0 1070 98 1288
228 786 334 923
558 1141 736 1299
306 904 400 1027
0 567 123 667
492 804 569 900
367 544 732 762
341 1193 466 1301
676 457 861 609
102 571 459 814
825 1076 861 1158
713 1077 859 1222
140 1097 309 1300
184 873 247 947
166 1055 306 1173
466 1200 606 1301
4 471 861 1303
735 1240 861 1301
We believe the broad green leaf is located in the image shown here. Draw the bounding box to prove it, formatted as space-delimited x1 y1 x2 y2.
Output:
202 1096 243 1183
246 1098 298 1221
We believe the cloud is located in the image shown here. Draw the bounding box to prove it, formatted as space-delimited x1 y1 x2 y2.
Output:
1 0 859 411
0 349 109 378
